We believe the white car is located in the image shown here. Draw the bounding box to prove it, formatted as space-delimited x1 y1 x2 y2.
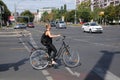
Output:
56 21 66 29
81 22 103 33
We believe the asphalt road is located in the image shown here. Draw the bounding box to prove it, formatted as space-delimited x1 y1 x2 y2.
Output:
0 25 120 80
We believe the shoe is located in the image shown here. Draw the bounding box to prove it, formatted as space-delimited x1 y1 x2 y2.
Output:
52 61 58 65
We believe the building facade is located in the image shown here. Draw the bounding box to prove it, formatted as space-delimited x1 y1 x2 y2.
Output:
78 0 120 11
79 0 120 8
91 0 120 8
34 7 55 22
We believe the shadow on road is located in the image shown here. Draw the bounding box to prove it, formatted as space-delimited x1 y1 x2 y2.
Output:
0 58 29 72
84 50 120 80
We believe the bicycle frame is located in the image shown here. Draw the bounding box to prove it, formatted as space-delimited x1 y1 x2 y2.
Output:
30 36 80 69
56 37 69 58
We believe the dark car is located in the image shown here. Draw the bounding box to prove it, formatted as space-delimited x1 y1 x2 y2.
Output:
50 22 56 27
27 22 35 28
14 23 27 29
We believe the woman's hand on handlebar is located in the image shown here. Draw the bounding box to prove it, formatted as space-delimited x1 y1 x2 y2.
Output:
57 34 61 37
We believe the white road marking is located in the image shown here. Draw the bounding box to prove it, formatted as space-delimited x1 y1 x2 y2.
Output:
42 70 50 76
0 35 21 37
0 32 17 34
19 38 31 52
94 67 120 80
73 38 119 48
19 31 120 80
65 67 80 77
29 34 54 80
70 37 120 79
19 33 53 80
46 76 54 80
29 33 38 48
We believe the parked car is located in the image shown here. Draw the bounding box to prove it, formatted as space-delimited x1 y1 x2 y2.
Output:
50 22 56 27
14 23 27 29
56 21 66 29
81 22 103 33
27 22 35 28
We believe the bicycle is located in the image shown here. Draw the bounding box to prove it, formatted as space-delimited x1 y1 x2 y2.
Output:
29 36 80 70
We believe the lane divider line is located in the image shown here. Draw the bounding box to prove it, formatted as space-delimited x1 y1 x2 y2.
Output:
94 67 120 80
19 38 31 52
65 67 80 77
73 38 119 48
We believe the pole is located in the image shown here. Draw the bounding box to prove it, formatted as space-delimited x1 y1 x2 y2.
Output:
91 0 94 12
14 3 17 24
14 0 21 24
0 5 2 28
74 0 77 24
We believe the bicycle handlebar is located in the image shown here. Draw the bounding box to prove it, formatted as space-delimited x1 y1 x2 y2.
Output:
56 35 66 41
63 35 66 39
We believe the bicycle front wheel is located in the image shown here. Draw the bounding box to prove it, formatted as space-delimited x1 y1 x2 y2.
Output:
62 49 80 68
30 49 49 70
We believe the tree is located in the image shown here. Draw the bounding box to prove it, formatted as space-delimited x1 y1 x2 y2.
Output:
104 5 116 23
0 1 11 26
64 4 67 12
115 5 120 21
77 0 92 22
20 10 34 23
40 4 67 22
51 9 60 20
65 10 75 23
47 12 55 21
41 11 49 22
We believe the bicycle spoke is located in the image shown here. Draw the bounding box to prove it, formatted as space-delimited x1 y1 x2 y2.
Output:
30 49 49 70
63 49 80 67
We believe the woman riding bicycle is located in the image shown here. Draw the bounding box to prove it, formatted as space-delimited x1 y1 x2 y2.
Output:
41 24 60 65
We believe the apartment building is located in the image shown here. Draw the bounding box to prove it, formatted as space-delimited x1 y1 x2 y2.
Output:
92 0 120 8
79 0 120 8
98 0 120 8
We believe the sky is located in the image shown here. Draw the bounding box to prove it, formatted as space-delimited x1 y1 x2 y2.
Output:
3 0 76 13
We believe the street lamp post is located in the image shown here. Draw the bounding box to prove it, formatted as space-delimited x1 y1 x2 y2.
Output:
0 5 2 28
99 11 104 24
91 0 94 12
14 1 19 24
74 0 77 24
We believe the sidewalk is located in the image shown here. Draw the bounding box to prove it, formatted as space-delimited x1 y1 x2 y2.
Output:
0 27 15 33
102 24 120 27
0 27 20 37
0 27 30 37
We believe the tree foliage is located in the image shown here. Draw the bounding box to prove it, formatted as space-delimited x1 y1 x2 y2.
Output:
40 0 120 24
41 11 49 22
65 10 75 23
77 0 91 22
0 0 11 25
19 10 34 23
41 4 67 22
104 5 116 22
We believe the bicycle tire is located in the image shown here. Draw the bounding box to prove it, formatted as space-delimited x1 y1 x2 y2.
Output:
30 49 49 70
62 49 80 68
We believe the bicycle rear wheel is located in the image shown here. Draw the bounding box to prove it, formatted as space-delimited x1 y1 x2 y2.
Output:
62 49 80 68
30 49 49 70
